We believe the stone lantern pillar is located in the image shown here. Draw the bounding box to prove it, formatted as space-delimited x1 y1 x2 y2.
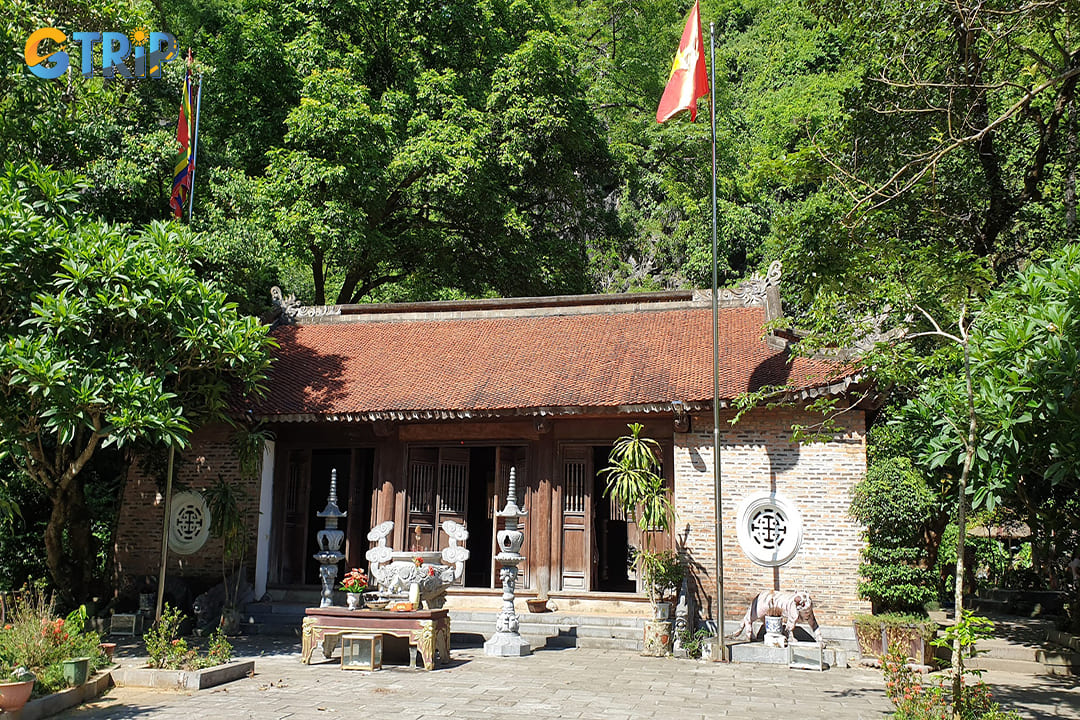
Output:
314 469 347 608
484 467 532 657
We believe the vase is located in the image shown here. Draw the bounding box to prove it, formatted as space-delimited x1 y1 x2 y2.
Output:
642 620 673 657
62 657 90 686
0 679 34 713
220 607 242 635
346 592 362 610
764 615 783 636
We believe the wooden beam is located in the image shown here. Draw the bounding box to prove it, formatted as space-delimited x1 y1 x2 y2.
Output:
398 421 539 442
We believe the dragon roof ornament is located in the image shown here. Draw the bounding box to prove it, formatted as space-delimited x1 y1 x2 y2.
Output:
716 260 782 307
270 286 341 323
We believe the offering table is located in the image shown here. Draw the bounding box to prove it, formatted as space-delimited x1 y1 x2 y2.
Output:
300 607 450 670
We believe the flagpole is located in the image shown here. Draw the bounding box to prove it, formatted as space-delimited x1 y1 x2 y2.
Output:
708 20 728 663
187 74 203 223
155 445 175 622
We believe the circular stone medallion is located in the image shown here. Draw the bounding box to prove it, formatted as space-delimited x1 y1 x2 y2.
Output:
168 491 211 555
734 491 803 567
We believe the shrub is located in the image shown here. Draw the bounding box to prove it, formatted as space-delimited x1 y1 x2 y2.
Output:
144 604 232 671
0 584 106 695
677 627 713 659
880 613 1023 720
851 456 938 613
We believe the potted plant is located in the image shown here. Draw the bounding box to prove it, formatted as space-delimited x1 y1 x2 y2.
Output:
638 549 685 619
339 568 369 610
0 667 35 714
600 424 680 656
600 424 675 610
849 457 939 662
201 477 252 634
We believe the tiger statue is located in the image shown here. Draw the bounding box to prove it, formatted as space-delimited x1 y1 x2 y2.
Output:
731 590 823 645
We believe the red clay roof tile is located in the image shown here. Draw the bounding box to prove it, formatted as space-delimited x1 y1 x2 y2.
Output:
247 306 846 418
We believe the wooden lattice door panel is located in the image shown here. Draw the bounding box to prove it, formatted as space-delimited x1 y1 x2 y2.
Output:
278 450 310 584
558 446 592 591
407 447 437 551
407 447 471 554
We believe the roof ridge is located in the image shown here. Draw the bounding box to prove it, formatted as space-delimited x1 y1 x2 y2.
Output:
267 261 784 326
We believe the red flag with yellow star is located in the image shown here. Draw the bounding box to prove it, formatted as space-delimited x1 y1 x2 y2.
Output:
656 1 709 123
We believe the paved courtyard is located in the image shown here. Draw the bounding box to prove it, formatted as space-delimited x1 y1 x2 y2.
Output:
54 636 1078 720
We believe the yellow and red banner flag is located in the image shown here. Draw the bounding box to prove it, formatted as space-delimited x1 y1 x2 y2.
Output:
656 1 709 123
170 51 195 218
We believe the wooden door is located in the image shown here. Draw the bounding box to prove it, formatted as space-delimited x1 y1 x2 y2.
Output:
406 447 437 551
558 445 592 591
277 449 310 584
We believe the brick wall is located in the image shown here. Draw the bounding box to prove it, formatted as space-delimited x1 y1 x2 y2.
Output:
674 408 869 627
114 424 261 591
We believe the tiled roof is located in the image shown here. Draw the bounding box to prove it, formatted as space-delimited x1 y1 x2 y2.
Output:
247 305 849 420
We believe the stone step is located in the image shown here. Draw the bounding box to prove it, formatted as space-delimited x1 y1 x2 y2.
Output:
1048 628 1080 653
975 639 1045 662
451 619 642 641
449 610 648 629
969 656 1050 675
1035 648 1080 675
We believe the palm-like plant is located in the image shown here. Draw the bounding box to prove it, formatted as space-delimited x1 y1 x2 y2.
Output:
600 424 677 604
600 423 672 533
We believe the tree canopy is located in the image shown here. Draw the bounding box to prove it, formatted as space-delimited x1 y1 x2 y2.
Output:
0 162 272 600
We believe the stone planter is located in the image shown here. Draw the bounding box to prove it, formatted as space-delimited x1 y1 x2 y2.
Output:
14 672 112 720
0 679 35 713
110 660 255 691
853 616 936 665
526 598 549 613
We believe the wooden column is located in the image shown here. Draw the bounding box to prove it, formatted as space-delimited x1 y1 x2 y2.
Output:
533 431 554 596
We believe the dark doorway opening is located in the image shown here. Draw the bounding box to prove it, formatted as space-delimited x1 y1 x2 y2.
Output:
346 448 375 571
301 449 375 586
593 445 636 593
465 447 495 588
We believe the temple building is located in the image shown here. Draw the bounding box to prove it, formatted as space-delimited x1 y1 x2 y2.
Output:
115 265 871 630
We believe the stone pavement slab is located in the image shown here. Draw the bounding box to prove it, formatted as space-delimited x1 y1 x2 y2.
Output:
50 636 1077 720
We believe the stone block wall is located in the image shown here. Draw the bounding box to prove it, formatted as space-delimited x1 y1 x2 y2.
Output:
114 424 260 589
674 408 869 627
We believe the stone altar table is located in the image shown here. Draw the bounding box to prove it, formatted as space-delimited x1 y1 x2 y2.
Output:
300 607 450 670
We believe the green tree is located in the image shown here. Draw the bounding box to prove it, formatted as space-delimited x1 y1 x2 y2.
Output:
188 0 617 306
901 247 1080 586
0 163 273 602
849 455 939 613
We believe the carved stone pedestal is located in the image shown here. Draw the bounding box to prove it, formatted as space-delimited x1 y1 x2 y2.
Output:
484 628 532 657
642 620 673 657
764 632 788 648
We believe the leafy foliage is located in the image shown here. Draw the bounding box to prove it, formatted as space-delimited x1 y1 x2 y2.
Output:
0 163 272 601
0 585 107 696
600 423 672 533
850 456 938 613
145 604 232 670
